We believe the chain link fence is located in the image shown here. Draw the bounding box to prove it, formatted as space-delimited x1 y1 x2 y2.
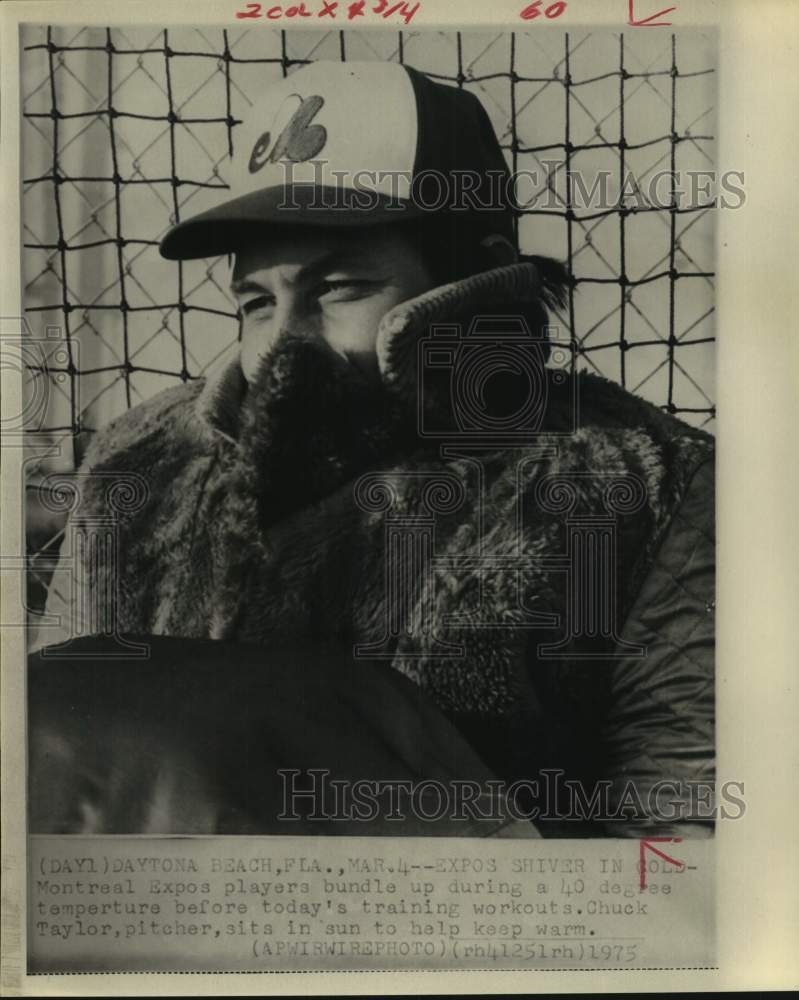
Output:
20 23 716 614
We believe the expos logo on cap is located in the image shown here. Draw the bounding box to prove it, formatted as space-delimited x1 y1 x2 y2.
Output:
247 94 328 174
234 62 417 197
159 61 515 261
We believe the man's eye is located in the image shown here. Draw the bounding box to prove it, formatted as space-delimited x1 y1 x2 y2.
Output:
240 296 274 316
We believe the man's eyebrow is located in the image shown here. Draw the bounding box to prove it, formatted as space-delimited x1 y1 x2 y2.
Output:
230 248 375 296
294 250 377 283
229 277 270 297
303 249 372 276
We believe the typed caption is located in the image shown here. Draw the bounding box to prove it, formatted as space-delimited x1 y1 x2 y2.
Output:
29 836 714 972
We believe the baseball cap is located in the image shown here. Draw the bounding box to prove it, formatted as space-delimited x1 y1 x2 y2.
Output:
159 60 515 260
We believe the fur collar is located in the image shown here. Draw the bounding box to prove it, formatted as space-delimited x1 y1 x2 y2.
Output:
69 258 713 726
192 260 575 640
195 260 566 443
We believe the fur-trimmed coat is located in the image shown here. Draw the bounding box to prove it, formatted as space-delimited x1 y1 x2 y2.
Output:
40 262 715 834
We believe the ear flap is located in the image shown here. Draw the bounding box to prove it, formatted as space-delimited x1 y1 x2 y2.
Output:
479 233 519 268
520 253 571 312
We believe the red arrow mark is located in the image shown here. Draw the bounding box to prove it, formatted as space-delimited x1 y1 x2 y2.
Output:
639 837 684 890
628 0 677 26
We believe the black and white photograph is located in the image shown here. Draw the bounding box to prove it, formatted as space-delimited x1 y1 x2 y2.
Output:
2 0 797 988
24 18 718 836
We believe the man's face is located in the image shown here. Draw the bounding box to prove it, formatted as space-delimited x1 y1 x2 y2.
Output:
231 225 435 384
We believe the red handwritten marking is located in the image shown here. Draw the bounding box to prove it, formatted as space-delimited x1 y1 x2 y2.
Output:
385 0 417 22
628 0 677 26
521 0 567 20
236 0 417 20
236 1 314 15
639 837 684 890
398 1 419 22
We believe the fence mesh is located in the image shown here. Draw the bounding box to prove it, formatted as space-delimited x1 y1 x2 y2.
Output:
20 24 716 611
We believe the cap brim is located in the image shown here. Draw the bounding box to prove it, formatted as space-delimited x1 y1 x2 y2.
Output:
159 184 429 260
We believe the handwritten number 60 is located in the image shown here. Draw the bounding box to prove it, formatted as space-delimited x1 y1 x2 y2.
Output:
520 1 567 19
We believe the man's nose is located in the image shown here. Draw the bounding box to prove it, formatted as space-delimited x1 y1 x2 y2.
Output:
272 289 320 340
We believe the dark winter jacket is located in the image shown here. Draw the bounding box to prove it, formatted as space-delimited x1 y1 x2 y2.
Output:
38 261 715 836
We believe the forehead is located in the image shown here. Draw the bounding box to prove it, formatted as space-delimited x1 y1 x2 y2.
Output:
231 224 418 280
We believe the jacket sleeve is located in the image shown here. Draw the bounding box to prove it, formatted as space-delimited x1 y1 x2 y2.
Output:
29 381 210 654
601 454 715 837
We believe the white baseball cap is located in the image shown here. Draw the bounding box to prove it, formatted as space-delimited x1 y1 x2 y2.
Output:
159 60 514 260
